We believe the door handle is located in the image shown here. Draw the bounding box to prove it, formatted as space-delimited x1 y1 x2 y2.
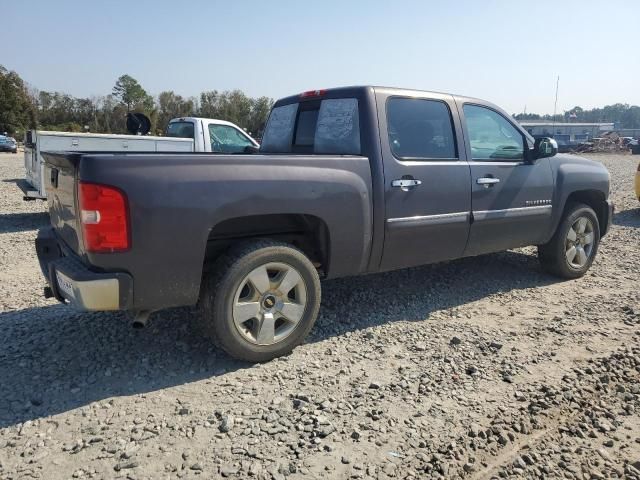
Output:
476 177 500 187
392 179 422 189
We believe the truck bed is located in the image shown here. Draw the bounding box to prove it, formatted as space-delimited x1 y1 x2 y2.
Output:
42 151 373 310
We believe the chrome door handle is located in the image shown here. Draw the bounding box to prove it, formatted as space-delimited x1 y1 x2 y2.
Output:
391 179 422 188
476 177 500 187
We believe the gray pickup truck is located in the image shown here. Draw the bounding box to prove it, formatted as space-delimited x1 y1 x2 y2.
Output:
36 86 613 361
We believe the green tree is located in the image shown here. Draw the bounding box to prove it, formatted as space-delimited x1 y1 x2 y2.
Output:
217 90 253 127
112 74 153 112
157 90 194 133
95 95 119 133
197 90 272 136
199 90 220 118
248 96 273 136
0 65 37 136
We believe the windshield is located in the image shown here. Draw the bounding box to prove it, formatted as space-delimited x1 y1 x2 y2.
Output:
166 121 195 139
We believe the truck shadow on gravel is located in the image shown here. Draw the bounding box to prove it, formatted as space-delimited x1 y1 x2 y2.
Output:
0 305 243 429
0 249 555 428
0 212 49 234
613 207 640 228
312 249 555 342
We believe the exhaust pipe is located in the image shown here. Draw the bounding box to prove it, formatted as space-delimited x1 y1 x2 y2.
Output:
132 310 151 329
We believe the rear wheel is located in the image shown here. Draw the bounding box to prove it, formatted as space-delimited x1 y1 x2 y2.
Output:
199 240 321 362
538 203 600 279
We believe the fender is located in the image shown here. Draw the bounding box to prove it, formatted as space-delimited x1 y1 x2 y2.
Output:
547 154 610 240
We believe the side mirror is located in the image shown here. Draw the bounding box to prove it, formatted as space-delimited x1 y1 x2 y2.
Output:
532 137 558 161
243 145 259 154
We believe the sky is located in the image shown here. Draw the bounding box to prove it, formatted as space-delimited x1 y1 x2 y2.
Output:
2 0 639 115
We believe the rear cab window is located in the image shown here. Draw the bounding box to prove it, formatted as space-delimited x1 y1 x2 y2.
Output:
166 121 195 139
261 97 361 155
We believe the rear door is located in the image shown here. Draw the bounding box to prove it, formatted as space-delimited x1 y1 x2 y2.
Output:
459 103 554 256
377 89 471 271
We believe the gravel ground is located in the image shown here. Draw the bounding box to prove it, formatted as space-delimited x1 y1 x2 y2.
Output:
0 151 638 480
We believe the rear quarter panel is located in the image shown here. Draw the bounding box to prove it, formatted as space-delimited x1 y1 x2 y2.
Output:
78 153 373 310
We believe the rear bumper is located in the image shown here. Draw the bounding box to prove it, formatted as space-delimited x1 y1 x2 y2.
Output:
35 227 133 311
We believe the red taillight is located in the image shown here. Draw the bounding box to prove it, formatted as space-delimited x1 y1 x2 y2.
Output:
79 182 130 252
300 89 327 99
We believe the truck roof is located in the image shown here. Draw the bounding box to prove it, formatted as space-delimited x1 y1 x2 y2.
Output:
273 85 489 107
272 85 532 145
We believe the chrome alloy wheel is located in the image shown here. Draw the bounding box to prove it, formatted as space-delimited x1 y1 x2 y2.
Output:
232 262 307 346
565 216 595 269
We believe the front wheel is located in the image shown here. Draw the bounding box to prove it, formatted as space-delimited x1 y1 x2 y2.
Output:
199 240 321 362
538 203 600 279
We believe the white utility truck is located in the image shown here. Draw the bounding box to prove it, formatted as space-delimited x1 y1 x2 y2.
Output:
19 117 259 200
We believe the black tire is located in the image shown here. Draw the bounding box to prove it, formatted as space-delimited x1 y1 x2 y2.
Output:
199 239 321 362
538 202 600 279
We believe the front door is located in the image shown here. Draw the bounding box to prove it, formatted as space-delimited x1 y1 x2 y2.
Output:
459 103 555 256
377 90 471 271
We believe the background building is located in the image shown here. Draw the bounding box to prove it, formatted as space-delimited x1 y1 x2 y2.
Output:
519 121 615 151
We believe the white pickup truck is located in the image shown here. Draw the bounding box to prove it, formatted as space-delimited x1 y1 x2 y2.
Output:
19 117 259 200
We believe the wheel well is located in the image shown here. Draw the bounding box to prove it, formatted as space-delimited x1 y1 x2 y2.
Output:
203 214 330 277
565 190 607 229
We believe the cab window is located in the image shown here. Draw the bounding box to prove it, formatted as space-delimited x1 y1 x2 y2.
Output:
166 121 194 139
463 105 524 161
386 97 457 160
208 124 254 153
261 98 360 154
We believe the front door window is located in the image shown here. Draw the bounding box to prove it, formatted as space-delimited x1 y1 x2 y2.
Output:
463 105 524 161
209 124 254 153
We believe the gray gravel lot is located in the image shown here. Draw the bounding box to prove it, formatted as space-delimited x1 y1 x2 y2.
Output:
0 151 639 479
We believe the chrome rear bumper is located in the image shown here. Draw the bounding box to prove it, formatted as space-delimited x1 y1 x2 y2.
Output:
35 228 133 311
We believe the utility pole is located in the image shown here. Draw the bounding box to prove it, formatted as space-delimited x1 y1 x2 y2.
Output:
552 75 560 131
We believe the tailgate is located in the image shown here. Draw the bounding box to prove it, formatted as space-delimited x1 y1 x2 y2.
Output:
42 152 83 254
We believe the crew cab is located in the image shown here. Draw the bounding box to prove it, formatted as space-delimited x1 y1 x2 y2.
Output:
35 86 613 362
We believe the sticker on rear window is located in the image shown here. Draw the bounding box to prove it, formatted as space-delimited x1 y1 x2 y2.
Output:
314 98 360 155
261 103 298 152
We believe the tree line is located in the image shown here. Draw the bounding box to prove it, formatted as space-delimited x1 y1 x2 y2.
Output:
514 104 640 128
3 64 640 139
0 67 273 139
